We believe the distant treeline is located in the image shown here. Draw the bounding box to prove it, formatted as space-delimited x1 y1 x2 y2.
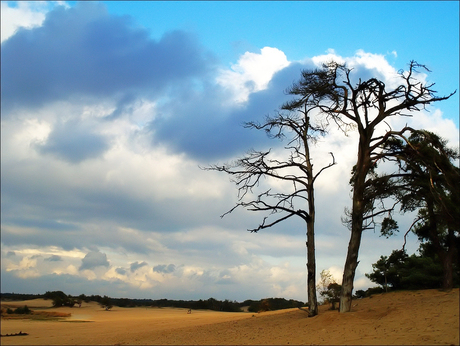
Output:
1 293 43 301
0 291 305 313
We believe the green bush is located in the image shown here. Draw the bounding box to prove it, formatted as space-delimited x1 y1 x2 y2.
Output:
13 305 31 314
247 298 304 312
354 290 366 299
45 291 76 307
247 302 260 313
366 249 450 291
100 295 113 310
365 286 385 297
221 299 242 312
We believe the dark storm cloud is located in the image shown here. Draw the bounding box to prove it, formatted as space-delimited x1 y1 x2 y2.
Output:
3 217 78 231
0 271 133 297
45 255 63 262
115 268 127 275
0 226 80 252
105 93 137 120
1 0 314 163
79 250 109 271
1 2 215 114
153 264 176 273
150 62 315 161
1 162 231 253
130 261 148 272
35 119 110 163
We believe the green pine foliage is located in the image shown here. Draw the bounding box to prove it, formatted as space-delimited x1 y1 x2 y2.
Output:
366 248 459 291
44 291 76 307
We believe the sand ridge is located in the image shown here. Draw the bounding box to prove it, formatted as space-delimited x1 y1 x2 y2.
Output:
1 288 458 345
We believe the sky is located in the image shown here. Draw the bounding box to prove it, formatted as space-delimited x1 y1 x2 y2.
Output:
1 1 459 302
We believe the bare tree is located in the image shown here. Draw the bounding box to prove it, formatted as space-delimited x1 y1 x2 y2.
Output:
285 61 455 312
317 269 342 310
206 83 336 316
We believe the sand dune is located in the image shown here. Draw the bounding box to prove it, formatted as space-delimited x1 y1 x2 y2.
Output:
1 288 458 345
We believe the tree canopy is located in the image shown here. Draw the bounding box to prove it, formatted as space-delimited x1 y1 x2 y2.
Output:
366 248 459 291
376 129 460 289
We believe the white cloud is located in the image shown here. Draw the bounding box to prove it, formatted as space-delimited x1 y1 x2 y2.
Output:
52 265 79 276
387 108 459 148
1 1 457 303
354 276 375 291
311 49 346 67
1 29 458 301
347 50 400 80
216 47 290 103
327 265 343 284
0 2 67 42
80 269 98 281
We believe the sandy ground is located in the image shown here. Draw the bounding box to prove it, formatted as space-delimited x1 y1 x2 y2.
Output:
1 288 458 345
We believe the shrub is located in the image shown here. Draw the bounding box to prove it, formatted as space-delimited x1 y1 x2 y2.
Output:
221 299 242 312
45 291 77 307
100 295 113 310
354 290 366 299
247 302 260 312
259 299 270 312
247 298 304 312
13 305 31 314
366 286 385 297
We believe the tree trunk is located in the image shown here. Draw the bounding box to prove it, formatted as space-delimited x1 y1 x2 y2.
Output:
340 133 371 313
441 229 456 291
306 176 318 316
427 206 456 291
331 300 336 310
305 124 318 317
306 221 318 316
339 224 363 312
441 255 453 291
384 271 388 293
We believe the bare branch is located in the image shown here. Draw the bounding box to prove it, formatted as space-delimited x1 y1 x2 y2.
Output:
401 216 424 252
313 152 336 183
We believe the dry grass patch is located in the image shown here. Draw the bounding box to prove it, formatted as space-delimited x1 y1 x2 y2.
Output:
1 307 71 320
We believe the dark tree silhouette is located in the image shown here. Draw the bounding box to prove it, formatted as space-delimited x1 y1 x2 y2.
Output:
100 295 113 311
366 248 452 290
206 78 337 316
272 61 455 312
377 129 460 290
365 249 408 291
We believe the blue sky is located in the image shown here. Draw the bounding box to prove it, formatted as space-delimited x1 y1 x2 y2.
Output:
1 1 459 302
99 1 459 118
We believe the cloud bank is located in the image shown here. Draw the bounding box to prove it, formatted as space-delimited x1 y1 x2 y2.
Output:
1 2 458 301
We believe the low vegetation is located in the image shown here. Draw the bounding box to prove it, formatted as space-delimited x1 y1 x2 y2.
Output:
365 245 459 293
1 292 305 313
245 298 304 312
1 304 71 320
6 305 31 315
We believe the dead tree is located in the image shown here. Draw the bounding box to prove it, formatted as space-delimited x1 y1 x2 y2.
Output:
286 61 455 312
206 89 336 317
